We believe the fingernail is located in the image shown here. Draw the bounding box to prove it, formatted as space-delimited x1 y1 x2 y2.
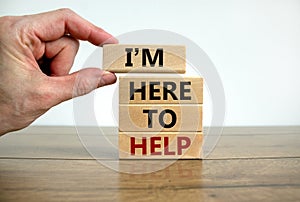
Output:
103 70 113 75
100 37 118 45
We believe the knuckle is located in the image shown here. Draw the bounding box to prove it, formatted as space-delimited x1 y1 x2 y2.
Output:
66 36 80 50
75 78 96 97
58 8 73 13
57 8 75 17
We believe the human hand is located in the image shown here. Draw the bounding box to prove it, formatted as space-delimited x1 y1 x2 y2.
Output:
0 9 118 135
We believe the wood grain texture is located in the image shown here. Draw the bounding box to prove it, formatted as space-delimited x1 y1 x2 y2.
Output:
119 76 203 104
103 44 186 73
0 158 299 202
0 126 300 202
119 132 202 159
1 127 300 160
119 104 202 132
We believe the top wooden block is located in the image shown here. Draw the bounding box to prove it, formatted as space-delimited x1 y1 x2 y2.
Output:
102 44 186 73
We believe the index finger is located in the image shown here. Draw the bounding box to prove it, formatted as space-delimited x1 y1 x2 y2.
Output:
28 8 118 46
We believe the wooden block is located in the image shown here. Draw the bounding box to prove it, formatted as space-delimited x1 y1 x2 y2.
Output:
119 76 203 104
103 44 185 73
119 104 202 132
119 132 202 159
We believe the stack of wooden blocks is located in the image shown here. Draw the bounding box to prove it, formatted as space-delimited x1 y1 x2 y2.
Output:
103 45 203 159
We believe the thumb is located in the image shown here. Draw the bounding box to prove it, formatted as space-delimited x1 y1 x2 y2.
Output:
48 68 117 105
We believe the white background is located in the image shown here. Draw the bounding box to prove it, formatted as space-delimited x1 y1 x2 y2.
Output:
1 0 300 126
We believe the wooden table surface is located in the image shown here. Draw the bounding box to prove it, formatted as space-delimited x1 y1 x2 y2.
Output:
0 126 299 202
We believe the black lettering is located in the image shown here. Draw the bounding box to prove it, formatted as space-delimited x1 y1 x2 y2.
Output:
142 48 163 67
143 109 158 128
130 82 146 100
163 82 178 100
180 81 191 100
149 82 160 100
159 109 177 128
125 48 133 67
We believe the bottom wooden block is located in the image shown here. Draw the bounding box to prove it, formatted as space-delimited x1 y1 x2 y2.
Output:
119 132 202 159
